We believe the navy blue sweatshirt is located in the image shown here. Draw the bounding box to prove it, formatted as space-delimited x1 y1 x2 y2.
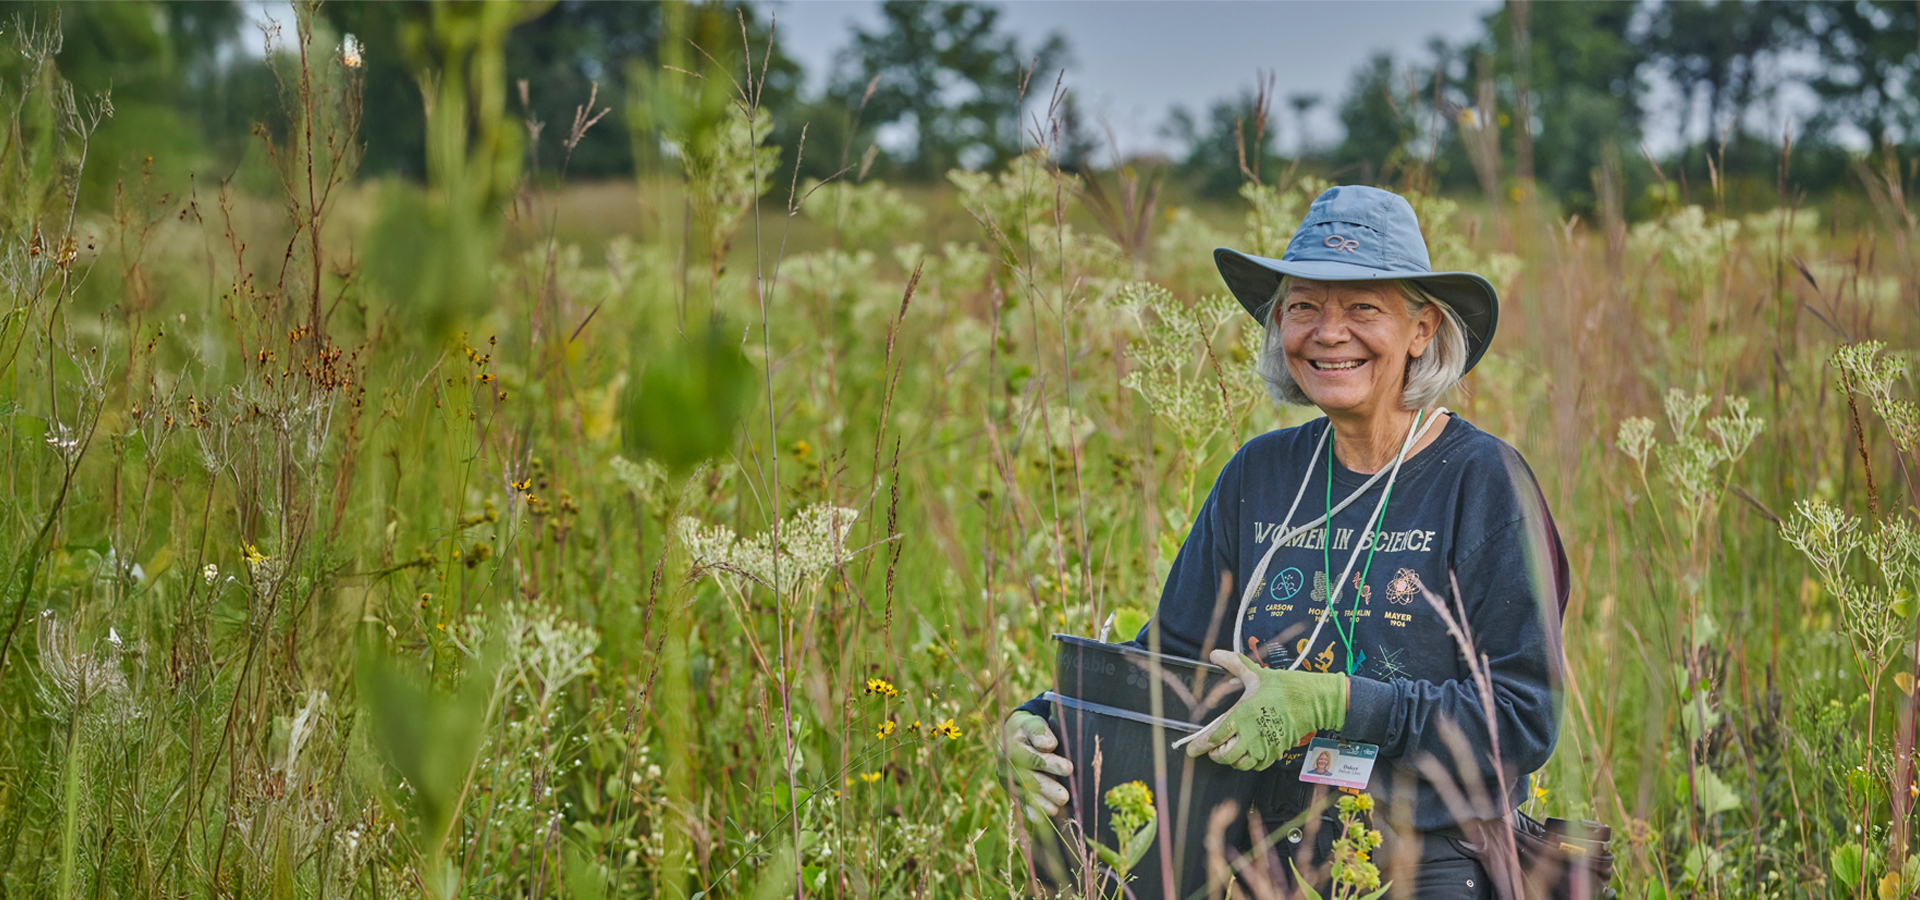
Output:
1024 415 1566 830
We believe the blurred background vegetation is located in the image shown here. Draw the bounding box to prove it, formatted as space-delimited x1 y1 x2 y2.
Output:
2 2 1919 899
35 0 1920 213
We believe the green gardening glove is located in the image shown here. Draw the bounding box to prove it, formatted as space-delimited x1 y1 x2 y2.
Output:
1184 650 1348 772
1000 711 1073 819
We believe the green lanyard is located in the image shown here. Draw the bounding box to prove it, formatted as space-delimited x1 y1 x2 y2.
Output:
1322 426 1398 675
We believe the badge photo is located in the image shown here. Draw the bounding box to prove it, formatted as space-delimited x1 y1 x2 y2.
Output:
1298 737 1379 790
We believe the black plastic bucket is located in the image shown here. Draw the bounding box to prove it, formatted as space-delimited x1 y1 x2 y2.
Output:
1039 634 1260 899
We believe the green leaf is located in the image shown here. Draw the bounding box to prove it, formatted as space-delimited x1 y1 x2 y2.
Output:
355 633 496 864
620 318 757 471
1289 860 1327 900
563 842 609 900
1833 844 1864 890
770 782 813 814
1112 607 1152 643
746 839 797 900
1693 767 1743 816
1683 844 1724 882
1121 820 1158 871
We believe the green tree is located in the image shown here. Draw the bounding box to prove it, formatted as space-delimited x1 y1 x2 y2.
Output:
43 1 256 198
829 0 1068 180
1640 0 1798 148
1471 1 1647 211
1332 52 1418 186
1789 0 1920 149
1166 87 1284 198
329 2 801 181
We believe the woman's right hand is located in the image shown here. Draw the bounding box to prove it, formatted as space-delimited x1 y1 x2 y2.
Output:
1001 711 1073 818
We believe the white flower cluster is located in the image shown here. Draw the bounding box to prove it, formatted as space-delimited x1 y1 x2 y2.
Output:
1653 391 1765 513
43 421 80 461
676 503 862 595
484 602 599 704
1782 498 1910 666
1831 341 1918 452
1404 189 1523 289
1629 205 1741 295
608 454 667 498
33 611 136 726
1114 282 1259 460
800 179 926 248
684 106 781 254
1238 179 1310 260
1614 416 1657 470
892 241 990 300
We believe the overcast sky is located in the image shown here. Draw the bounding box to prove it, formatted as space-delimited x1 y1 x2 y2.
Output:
771 0 1501 157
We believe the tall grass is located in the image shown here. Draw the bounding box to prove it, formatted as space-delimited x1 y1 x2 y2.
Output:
0 7 1917 900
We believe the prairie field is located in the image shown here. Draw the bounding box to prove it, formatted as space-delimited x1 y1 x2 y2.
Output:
3 10 1920 900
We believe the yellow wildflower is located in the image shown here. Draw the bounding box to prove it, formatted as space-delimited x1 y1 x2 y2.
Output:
875 720 896 739
1105 781 1155 838
859 771 881 785
864 677 899 698
933 718 961 740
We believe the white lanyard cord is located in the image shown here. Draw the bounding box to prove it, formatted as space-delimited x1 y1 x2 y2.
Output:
1228 408 1447 662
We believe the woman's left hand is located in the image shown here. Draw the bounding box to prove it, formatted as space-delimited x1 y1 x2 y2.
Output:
1185 650 1348 771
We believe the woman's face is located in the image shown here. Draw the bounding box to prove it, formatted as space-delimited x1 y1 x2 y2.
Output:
1278 278 1439 420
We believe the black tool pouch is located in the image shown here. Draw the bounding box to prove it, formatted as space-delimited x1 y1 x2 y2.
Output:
1467 812 1616 900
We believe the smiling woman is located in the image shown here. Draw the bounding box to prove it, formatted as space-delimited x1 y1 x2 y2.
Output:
1258 276 1470 417
1003 185 1569 900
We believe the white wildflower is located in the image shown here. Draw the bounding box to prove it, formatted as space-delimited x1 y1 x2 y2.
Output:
1832 341 1919 452
1615 416 1656 466
1780 498 1861 580
44 421 79 461
1662 388 1711 438
676 518 740 569
609 454 667 498
678 503 865 594
1705 396 1765 462
487 603 599 704
1629 206 1740 294
203 563 219 586
33 611 136 725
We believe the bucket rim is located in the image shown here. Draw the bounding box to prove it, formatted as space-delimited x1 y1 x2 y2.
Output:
1050 633 1230 676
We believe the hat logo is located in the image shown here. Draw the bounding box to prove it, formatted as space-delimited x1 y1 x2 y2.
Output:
1322 235 1361 253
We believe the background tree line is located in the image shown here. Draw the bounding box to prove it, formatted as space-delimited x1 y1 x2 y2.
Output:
32 0 1920 215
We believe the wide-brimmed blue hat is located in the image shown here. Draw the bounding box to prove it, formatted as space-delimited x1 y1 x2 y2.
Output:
1215 185 1499 375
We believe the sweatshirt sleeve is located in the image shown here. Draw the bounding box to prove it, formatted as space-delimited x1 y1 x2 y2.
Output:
1339 456 1568 814
1015 449 1248 721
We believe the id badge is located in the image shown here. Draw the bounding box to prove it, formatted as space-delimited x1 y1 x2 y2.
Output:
1298 737 1379 790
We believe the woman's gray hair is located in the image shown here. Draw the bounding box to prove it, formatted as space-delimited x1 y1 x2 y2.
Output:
1254 275 1469 410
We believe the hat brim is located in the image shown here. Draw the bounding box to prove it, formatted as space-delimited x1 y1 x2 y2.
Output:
1214 247 1499 376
